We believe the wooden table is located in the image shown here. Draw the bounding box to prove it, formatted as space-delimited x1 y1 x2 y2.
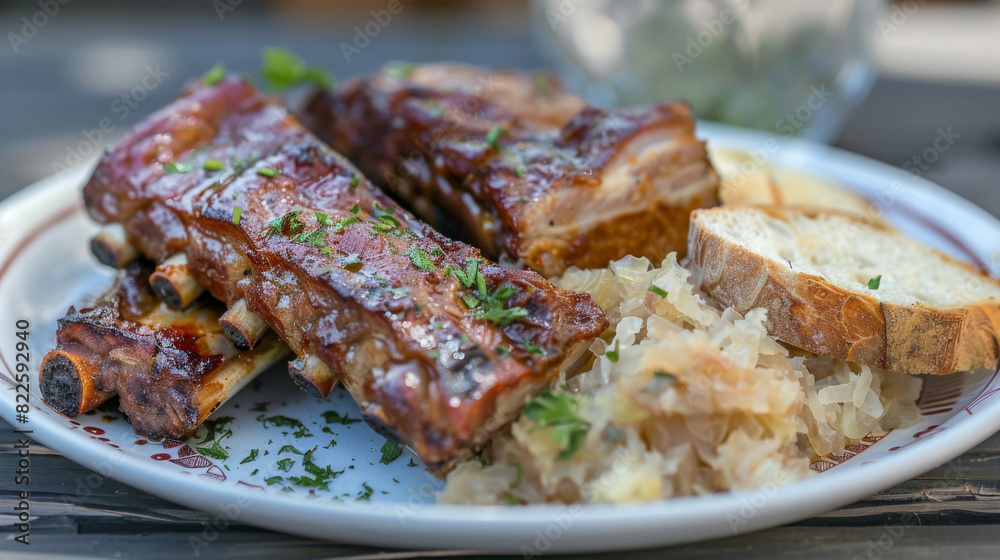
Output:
2 5 1000 559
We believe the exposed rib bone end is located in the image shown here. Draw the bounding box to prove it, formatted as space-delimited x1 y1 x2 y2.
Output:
288 355 338 398
219 299 270 351
149 253 205 309
90 224 139 269
39 345 116 417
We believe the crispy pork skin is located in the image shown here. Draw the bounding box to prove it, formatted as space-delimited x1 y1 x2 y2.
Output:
308 62 720 277
82 75 607 470
40 261 287 439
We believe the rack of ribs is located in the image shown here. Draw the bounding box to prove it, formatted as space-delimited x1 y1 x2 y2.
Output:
305 62 720 277
80 74 607 470
40 261 288 440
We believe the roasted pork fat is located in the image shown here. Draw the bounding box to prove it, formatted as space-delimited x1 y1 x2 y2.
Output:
308 62 720 277
82 75 607 469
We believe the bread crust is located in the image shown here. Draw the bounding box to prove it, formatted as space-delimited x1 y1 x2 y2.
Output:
688 205 1000 375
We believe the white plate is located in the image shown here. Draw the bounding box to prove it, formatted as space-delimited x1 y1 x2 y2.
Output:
2 123 999 554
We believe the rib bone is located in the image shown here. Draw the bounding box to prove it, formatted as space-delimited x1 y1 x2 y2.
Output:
288 355 338 398
219 298 270 351
149 253 205 309
90 223 139 269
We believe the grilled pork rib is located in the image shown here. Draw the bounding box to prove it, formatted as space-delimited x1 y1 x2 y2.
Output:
82 75 607 469
307 62 720 277
40 261 288 439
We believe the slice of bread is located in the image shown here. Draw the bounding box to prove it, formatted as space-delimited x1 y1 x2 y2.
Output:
688 205 1000 375
710 148 886 224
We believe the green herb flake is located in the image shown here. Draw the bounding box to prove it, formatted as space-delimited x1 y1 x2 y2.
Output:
261 415 310 438
196 440 229 460
322 410 362 425
606 340 621 363
380 439 403 465
232 206 242 226
260 47 333 91
278 444 303 455
332 215 360 232
203 62 225 86
523 390 591 461
868 275 882 290
203 158 226 172
265 210 304 237
164 162 194 175
522 339 545 356
649 285 669 299
239 448 259 464
349 176 360 188
408 246 436 272
264 476 283 486
496 344 510 358
407 458 418 467
485 125 506 148
276 458 295 472
356 482 374 501
257 167 279 178
350 203 360 214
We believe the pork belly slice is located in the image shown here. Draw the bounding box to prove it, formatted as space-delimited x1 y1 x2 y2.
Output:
39 261 288 439
307 62 720 277
82 75 607 469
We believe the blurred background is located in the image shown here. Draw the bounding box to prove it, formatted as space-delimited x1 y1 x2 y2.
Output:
0 0 998 216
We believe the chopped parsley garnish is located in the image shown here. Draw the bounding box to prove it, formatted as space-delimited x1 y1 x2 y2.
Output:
239 448 258 464
350 203 360 214
649 285 669 298
196 440 228 460
232 206 242 226
408 246 436 272
231 152 261 174
290 227 327 248
534 74 549 91
523 390 590 461
868 275 882 290
276 458 295 472
164 162 194 175
510 462 522 488
315 211 334 227
452 258 480 289
203 158 225 172
288 448 343 490
259 47 333 91
349 176 360 187
389 287 408 299
261 415 310 438
477 305 529 327
514 166 526 178
322 410 362 425
332 215 360 232
485 126 506 148
264 476 283 486
380 439 403 465
606 341 620 363
522 339 545 355
203 62 225 86
257 167 279 178
356 482 374 501
278 444 303 455
265 210 304 237
496 344 510 358
451 257 529 326
407 458 418 467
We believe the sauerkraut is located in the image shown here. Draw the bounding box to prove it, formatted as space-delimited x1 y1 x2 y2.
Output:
439 254 922 505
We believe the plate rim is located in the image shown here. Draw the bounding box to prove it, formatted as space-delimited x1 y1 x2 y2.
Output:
2 125 999 553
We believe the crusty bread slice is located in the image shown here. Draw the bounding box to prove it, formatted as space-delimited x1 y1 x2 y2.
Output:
710 148 886 224
688 205 1000 375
